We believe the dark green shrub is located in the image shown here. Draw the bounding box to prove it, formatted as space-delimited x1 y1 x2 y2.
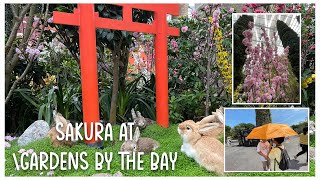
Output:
276 20 300 79
233 15 254 89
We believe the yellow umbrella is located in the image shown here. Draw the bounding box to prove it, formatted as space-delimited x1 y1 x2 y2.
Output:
246 123 298 139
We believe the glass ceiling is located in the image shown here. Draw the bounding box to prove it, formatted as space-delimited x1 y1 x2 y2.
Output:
233 14 301 55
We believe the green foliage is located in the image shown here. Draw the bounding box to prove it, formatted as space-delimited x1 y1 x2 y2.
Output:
301 69 315 114
276 20 300 78
231 123 255 139
99 75 156 122
169 89 206 123
291 121 308 134
233 15 254 89
225 125 231 137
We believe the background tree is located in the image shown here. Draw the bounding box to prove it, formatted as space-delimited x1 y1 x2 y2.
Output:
225 125 231 138
231 123 255 139
276 19 300 79
255 109 271 126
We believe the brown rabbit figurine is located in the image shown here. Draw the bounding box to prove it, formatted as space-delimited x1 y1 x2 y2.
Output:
47 112 77 147
178 120 224 175
131 109 155 130
120 127 159 154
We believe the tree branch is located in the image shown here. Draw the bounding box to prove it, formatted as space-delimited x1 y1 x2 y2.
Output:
5 60 33 104
10 4 19 20
5 4 32 55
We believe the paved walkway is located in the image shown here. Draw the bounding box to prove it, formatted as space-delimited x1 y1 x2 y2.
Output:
225 136 309 171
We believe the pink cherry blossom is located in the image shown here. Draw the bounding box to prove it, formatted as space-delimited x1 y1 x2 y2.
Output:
228 7 234 13
181 26 188 33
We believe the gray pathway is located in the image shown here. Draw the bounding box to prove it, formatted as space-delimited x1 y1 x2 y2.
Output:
225 136 309 171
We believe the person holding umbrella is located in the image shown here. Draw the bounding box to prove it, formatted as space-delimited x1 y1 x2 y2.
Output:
294 127 308 163
268 137 285 171
247 123 298 171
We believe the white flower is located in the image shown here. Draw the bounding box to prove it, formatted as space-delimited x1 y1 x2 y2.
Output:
16 33 23 38
18 149 26 153
47 170 54 176
5 142 11 148
26 149 34 154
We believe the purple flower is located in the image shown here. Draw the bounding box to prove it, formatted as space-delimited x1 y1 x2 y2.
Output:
181 26 188 33
15 48 22 54
191 10 197 18
5 135 16 141
47 17 53 23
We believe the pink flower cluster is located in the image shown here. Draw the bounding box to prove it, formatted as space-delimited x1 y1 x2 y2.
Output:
212 7 221 29
170 39 179 52
242 4 266 13
5 135 17 148
181 26 188 33
242 22 290 103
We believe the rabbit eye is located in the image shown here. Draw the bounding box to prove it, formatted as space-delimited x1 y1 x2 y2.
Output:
186 126 191 130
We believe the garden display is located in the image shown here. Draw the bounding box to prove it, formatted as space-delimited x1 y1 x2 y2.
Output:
233 14 301 104
4 2 316 178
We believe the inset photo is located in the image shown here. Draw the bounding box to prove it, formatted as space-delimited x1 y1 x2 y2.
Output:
232 13 301 104
224 108 310 172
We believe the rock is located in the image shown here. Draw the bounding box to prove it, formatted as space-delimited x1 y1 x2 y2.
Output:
17 120 50 146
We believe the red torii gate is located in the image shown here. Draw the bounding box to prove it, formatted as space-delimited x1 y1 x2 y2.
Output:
53 4 179 146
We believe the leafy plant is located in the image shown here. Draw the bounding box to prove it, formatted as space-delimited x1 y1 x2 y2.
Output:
99 74 156 123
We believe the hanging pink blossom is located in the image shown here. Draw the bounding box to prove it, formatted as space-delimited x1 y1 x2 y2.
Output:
242 22 290 103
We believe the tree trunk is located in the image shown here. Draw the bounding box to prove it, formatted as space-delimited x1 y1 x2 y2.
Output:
205 46 215 116
255 109 272 126
119 48 129 92
109 50 120 124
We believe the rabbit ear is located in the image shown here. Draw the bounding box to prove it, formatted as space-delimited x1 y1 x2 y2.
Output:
54 113 68 126
133 127 140 142
137 111 145 121
198 123 220 135
131 109 137 122
197 114 219 125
